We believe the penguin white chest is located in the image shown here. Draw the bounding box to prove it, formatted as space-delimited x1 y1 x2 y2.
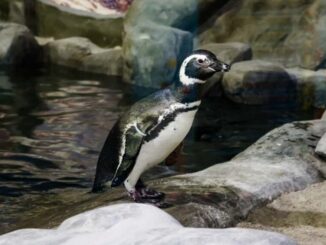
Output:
137 109 198 169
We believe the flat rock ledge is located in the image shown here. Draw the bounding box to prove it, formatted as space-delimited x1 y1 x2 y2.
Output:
43 37 123 76
238 181 326 245
156 120 326 228
0 203 296 245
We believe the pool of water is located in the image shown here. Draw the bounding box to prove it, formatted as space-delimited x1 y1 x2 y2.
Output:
0 66 314 233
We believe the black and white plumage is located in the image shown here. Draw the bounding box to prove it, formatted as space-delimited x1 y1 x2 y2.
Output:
92 50 230 204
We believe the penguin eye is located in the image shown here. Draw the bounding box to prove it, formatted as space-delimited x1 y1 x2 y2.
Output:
198 59 204 64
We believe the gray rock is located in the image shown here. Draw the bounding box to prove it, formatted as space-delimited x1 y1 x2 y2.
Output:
316 133 326 158
322 111 326 120
44 37 122 76
0 22 42 67
0 203 297 245
151 120 326 228
123 0 201 88
35 0 123 47
123 24 193 88
125 0 198 32
286 68 326 109
199 0 326 69
238 181 326 245
222 60 295 104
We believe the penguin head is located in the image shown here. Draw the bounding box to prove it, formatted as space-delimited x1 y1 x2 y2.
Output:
179 49 230 86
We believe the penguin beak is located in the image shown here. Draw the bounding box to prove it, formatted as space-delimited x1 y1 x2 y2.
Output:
208 62 230 72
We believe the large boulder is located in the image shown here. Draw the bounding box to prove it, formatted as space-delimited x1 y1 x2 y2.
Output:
316 133 326 158
238 181 326 245
44 37 123 76
0 22 42 68
287 68 326 109
0 203 297 245
34 0 123 47
200 0 326 69
222 60 295 104
123 0 201 87
123 24 193 88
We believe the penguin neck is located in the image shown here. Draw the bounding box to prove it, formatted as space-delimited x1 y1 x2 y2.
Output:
173 80 203 104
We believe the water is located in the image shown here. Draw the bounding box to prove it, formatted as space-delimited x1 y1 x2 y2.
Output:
0 66 314 233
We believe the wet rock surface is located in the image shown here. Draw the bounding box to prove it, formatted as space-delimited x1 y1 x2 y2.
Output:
222 60 295 104
44 37 123 76
238 181 326 245
287 68 326 109
0 22 42 67
0 203 297 245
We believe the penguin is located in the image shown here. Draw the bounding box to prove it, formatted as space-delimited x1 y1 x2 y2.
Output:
92 49 230 205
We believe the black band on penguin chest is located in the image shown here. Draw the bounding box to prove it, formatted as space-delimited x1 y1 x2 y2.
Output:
144 105 199 142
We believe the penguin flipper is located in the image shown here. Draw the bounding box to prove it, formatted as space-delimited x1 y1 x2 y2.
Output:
111 125 144 187
92 122 123 192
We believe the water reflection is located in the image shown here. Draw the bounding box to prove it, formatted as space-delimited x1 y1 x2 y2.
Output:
0 66 314 234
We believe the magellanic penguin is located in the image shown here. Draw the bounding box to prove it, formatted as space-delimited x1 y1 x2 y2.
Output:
92 50 230 205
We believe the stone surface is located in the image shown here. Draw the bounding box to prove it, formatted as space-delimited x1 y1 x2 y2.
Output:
316 133 326 158
199 0 326 69
44 37 123 76
35 0 123 47
322 111 326 120
222 60 295 104
287 68 326 109
0 203 297 245
123 0 203 87
123 24 193 88
238 181 326 245
156 120 325 228
0 22 42 68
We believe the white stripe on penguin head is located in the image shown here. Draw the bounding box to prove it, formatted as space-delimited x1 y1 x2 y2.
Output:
179 54 208 86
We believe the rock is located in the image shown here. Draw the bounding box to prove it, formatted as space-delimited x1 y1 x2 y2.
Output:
34 0 123 47
0 203 297 245
123 0 203 87
238 181 326 245
152 120 326 228
222 60 295 104
44 37 123 76
125 0 198 32
200 42 252 65
199 0 326 69
123 24 193 88
316 133 326 158
286 68 326 109
0 22 42 68
322 111 326 120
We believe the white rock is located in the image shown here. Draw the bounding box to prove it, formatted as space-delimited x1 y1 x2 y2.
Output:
0 203 297 245
316 133 326 158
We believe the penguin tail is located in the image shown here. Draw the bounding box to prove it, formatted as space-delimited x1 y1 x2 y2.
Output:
92 168 113 193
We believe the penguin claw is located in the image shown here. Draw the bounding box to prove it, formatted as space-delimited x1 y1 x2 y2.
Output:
138 187 165 200
128 190 170 208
